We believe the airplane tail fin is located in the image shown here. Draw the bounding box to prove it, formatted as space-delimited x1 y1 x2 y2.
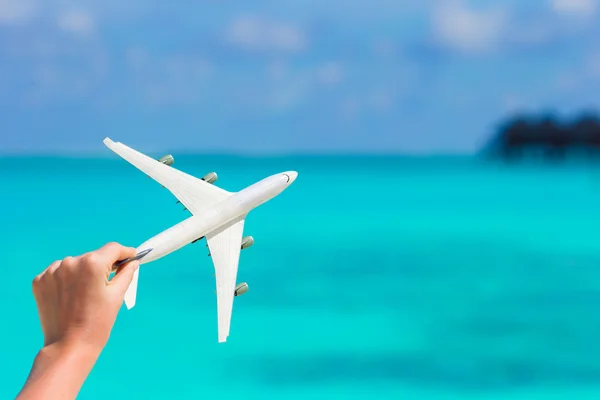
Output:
124 268 139 309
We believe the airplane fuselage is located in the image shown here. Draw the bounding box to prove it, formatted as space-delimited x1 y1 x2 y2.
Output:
135 171 296 264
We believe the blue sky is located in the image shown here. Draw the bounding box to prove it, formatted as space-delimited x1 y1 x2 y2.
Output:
1 0 600 154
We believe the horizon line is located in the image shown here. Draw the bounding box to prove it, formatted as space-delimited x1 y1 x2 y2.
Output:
0 148 477 158
0 151 478 159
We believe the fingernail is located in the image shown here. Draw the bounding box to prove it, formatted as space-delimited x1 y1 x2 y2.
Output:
131 261 140 270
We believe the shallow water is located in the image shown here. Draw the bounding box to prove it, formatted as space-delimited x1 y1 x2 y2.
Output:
3 156 600 399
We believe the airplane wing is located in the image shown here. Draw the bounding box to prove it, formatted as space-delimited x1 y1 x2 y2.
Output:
206 215 245 343
103 137 231 215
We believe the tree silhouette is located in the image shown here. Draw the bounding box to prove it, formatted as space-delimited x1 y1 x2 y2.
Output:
487 112 600 160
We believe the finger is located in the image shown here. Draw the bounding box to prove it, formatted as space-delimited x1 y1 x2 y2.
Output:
48 260 61 275
36 259 63 287
95 242 137 269
33 285 52 337
109 260 139 299
34 260 60 289
32 261 60 341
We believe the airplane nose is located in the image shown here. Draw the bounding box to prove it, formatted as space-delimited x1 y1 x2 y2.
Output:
284 171 298 184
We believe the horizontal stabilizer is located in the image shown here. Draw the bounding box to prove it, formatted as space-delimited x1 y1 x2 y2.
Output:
124 267 139 309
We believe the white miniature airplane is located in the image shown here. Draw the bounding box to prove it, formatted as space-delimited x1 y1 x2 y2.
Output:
103 137 297 343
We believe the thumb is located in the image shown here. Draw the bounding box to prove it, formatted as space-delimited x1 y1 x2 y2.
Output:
110 260 140 299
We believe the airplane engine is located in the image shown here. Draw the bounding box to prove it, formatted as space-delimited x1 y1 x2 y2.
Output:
234 282 248 296
241 236 254 250
158 154 174 166
201 172 218 184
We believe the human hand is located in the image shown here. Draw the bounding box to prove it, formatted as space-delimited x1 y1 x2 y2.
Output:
32 242 139 354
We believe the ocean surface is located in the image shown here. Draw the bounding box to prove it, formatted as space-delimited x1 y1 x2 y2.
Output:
3 155 600 399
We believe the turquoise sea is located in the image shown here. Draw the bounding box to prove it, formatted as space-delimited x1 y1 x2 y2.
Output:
3 155 600 399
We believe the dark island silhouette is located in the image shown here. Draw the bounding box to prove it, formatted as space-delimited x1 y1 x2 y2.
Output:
486 113 600 160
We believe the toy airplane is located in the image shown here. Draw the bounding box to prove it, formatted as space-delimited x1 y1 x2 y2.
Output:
103 138 297 343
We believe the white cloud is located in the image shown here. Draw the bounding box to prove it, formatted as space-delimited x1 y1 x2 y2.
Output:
226 15 307 53
57 10 95 36
316 62 343 85
0 0 36 24
431 1 508 54
122 48 213 107
588 52 600 78
555 72 580 92
548 50 600 95
372 39 397 58
265 80 311 110
339 97 361 121
501 93 528 114
258 61 343 110
369 89 394 113
268 60 287 80
125 47 148 69
550 0 597 17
